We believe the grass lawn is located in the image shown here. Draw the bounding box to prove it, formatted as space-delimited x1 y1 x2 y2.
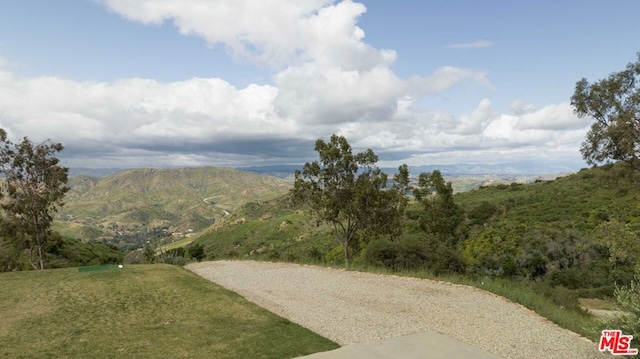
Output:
0 264 338 359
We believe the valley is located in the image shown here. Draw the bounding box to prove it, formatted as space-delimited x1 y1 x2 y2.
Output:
53 167 290 251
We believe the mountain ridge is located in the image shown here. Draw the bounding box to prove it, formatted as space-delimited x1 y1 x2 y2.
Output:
56 167 291 249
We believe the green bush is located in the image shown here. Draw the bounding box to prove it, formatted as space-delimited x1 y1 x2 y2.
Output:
267 250 281 261
574 286 615 299
365 240 399 268
526 282 581 311
365 239 428 270
307 247 324 262
602 271 640 340
550 267 594 289
284 251 299 262
187 243 205 261
467 201 498 225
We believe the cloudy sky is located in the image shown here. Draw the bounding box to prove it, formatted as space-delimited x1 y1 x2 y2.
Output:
0 0 639 171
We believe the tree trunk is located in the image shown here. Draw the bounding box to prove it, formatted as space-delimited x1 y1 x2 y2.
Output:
38 244 45 270
343 240 350 270
27 250 38 270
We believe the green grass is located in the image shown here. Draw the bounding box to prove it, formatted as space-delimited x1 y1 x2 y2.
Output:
157 235 198 253
0 264 338 358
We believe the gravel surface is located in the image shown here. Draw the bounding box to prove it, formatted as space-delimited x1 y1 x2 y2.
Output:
186 260 610 359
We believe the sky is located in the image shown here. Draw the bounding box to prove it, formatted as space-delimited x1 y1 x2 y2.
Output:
0 0 639 172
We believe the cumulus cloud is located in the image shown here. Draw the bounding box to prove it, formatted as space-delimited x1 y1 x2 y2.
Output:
517 102 589 130
446 98 493 135
0 73 294 159
0 0 589 170
100 0 326 67
0 65 588 168
100 0 393 70
447 39 493 49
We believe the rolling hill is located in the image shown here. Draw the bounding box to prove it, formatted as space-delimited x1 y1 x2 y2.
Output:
54 167 291 250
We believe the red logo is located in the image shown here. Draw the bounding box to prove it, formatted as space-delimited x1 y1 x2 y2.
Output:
599 330 638 356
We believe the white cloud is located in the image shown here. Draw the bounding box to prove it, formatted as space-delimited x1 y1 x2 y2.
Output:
100 0 328 66
517 102 589 130
446 98 493 135
0 1 589 170
273 63 406 125
0 66 588 168
413 67 493 93
96 0 494 137
0 73 288 149
100 0 394 70
447 39 493 49
510 99 536 115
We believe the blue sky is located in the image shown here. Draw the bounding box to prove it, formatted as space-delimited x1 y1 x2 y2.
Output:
0 0 639 171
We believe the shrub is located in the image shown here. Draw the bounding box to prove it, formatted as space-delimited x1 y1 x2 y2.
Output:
574 286 615 299
601 271 640 339
526 282 581 311
284 251 299 262
365 240 400 269
307 247 324 262
267 250 280 261
467 201 498 225
186 243 205 262
365 239 428 271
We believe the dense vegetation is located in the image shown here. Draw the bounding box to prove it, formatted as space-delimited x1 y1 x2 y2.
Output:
197 163 640 287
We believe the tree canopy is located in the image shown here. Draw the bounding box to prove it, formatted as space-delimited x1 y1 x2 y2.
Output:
413 170 460 242
571 52 640 169
0 130 69 270
291 135 404 269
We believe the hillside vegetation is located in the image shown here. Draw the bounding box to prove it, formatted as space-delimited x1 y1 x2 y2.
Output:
0 234 124 272
0 264 338 358
56 167 290 250
191 163 640 309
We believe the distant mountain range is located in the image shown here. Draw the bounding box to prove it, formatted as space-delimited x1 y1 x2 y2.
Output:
236 161 581 180
69 160 582 180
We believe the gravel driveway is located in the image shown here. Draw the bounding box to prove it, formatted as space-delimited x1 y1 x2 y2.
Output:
186 260 610 359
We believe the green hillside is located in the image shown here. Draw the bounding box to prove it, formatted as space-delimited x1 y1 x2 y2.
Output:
1 233 124 272
55 167 290 250
193 163 640 294
194 197 336 263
